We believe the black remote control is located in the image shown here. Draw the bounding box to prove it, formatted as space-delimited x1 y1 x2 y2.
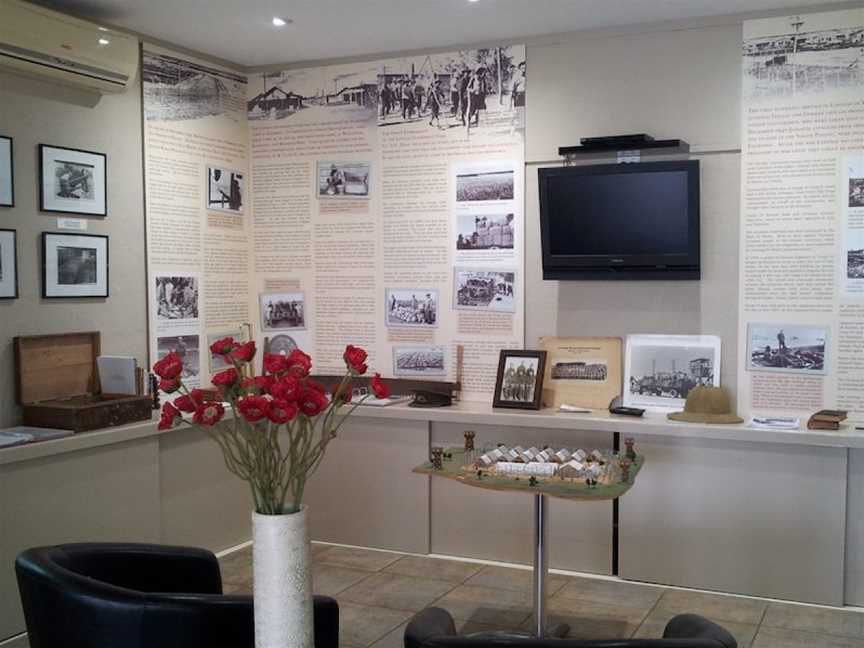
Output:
610 406 645 417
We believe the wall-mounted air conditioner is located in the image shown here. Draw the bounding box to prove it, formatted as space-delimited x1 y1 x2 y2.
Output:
0 0 138 94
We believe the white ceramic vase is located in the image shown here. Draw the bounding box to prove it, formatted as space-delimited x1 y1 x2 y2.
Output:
252 508 314 648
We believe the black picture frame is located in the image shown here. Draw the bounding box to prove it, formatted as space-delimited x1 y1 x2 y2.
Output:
493 349 547 410
38 144 108 216
41 232 110 299
0 135 13 208
0 229 19 299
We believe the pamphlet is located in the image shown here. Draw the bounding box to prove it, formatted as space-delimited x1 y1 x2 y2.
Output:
747 416 800 430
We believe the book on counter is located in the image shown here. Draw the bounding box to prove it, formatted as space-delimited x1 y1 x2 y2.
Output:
807 409 848 431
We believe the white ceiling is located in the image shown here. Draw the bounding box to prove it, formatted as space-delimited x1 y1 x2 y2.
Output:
44 0 847 67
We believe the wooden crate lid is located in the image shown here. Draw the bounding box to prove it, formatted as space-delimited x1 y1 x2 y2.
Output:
14 332 100 404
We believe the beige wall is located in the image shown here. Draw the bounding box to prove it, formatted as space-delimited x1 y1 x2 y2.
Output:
0 70 147 428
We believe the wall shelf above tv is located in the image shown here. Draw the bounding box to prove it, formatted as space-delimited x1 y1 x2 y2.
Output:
558 139 690 157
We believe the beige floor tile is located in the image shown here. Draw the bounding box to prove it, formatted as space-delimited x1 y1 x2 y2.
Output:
218 550 253 585
369 621 409 648
221 580 251 594
463 565 568 596
339 572 456 613
384 555 483 584
555 576 665 609
314 564 375 598
431 584 533 628
317 546 403 572
312 542 334 557
655 589 767 625
634 609 757 648
762 603 864 638
753 627 864 648
338 602 413 648
524 597 649 639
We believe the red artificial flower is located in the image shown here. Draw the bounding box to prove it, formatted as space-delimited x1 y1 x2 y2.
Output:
268 399 299 424
153 352 183 380
212 368 239 388
231 341 256 363
263 353 288 375
285 349 312 378
193 401 225 427
298 385 329 417
209 336 236 357
371 373 390 400
343 345 368 375
304 378 327 394
241 377 256 390
173 390 202 413
158 402 181 430
237 395 271 423
159 377 181 393
270 375 300 402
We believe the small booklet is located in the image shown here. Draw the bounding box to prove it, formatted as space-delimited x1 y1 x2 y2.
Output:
747 416 800 430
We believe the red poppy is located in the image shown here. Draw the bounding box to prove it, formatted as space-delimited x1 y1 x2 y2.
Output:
153 352 183 380
286 349 312 377
209 337 236 357
158 402 181 430
159 377 181 394
268 399 299 424
371 373 390 400
231 341 256 363
271 376 300 402
298 385 329 417
343 345 368 375
193 401 225 426
212 368 239 388
254 375 275 393
237 395 271 423
263 353 288 375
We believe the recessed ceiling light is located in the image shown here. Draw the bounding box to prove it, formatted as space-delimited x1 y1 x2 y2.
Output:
98 37 110 45
272 17 288 26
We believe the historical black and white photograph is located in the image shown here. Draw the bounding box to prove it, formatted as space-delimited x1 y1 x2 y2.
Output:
743 13 864 101
0 229 18 299
0 136 13 208
848 227 864 280
624 335 721 410
157 335 200 383
454 269 515 312
248 64 378 123
207 167 244 213
265 334 299 357
42 233 108 298
143 50 247 122
377 46 526 133
493 350 546 410
850 177 864 208
155 276 199 321
551 359 608 382
747 323 827 374
39 145 106 216
207 331 242 372
317 161 371 198
261 292 305 331
456 213 515 251
456 165 515 202
385 288 439 327
393 346 446 376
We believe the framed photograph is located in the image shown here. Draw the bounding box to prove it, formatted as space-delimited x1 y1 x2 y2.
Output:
0 229 18 299
155 275 199 321
0 136 13 208
39 145 107 216
385 288 438 327
261 291 305 331
538 336 622 409
317 161 371 198
624 334 721 411
493 350 546 410
453 268 515 313
207 166 244 213
42 232 109 298
747 323 828 375
393 345 446 376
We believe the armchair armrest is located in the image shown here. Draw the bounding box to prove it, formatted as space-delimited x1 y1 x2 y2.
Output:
664 614 737 648
405 607 458 648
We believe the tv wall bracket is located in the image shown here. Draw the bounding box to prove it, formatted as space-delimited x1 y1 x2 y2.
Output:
559 134 689 166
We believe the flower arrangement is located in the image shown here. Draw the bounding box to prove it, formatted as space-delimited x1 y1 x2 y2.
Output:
153 340 389 515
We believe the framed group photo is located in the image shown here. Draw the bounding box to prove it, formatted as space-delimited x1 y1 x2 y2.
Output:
0 136 13 208
0 229 18 299
39 144 107 216
42 232 109 298
493 349 547 410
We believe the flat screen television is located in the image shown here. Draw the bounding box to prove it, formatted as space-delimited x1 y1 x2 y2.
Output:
538 160 700 280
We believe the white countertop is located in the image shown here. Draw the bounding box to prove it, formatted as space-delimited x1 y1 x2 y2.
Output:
2 400 863 466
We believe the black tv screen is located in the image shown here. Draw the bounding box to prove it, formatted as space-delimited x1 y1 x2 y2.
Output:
538 161 700 280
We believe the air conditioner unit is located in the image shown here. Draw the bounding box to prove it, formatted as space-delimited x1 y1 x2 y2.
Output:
0 0 138 94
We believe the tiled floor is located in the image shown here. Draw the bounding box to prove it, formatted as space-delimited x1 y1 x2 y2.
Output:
219 544 864 648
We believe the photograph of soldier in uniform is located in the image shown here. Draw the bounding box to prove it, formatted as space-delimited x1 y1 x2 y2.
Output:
747 323 827 374
157 335 200 382
261 292 305 331
155 276 199 321
393 346 446 376
456 213 514 250
386 288 438 327
456 164 515 202
493 350 546 410
57 246 97 285
207 167 244 213
317 161 371 198
851 177 864 208
454 269 515 312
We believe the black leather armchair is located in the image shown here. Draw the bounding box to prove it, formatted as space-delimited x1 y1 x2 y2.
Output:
15 543 339 648
404 607 737 648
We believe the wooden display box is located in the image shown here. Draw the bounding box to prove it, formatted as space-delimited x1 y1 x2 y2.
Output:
14 331 152 433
